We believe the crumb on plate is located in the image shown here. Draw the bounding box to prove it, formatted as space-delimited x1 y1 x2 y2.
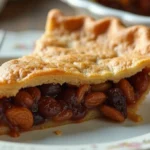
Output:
54 130 62 136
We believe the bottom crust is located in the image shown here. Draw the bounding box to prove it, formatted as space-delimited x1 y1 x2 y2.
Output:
0 109 100 135
32 109 100 130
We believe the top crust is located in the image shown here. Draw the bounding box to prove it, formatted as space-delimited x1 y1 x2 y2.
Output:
0 9 150 98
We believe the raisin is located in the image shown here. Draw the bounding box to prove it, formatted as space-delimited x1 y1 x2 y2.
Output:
72 104 87 120
143 67 150 74
14 91 34 108
39 84 61 97
0 103 3 114
3 102 12 110
26 87 41 102
2 98 12 111
33 113 45 125
38 97 62 118
25 87 41 112
31 103 38 113
63 89 78 108
107 88 127 118
130 71 149 94
62 83 78 89
59 100 68 110
55 91 64 100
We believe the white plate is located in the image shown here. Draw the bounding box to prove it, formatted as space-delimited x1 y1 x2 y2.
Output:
62 0 150 26
1 58 150 150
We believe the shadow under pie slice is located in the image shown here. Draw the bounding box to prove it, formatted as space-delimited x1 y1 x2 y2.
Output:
0 10 150 137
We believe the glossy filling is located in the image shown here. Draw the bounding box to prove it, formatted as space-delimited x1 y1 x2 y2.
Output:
0 68 149 137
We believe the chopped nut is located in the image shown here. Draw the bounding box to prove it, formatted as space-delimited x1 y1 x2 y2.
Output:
6 107 33 130
85 92 106 108
100 105 125 122
76 84 91 104
53 110 73 122
118 79 135 104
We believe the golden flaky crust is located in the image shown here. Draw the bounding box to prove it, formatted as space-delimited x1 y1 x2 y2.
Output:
0 9 150 98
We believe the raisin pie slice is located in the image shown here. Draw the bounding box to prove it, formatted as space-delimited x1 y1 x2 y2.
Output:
0 10 150 137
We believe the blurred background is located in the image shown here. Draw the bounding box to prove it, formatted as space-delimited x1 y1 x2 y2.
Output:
0 0 74 31
0 0 75 58
0 0 149 58
0 0 150 31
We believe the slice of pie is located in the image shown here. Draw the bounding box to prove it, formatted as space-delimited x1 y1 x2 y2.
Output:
0 9 150 137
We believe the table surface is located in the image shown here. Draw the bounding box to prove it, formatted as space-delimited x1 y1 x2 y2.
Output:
0 0 74 31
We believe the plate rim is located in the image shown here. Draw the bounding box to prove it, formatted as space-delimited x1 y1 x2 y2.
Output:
61 0 150 25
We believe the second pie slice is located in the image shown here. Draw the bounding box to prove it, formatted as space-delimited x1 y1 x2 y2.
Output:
0 9 150 137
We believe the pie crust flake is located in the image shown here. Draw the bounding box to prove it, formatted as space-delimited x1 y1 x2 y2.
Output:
0 9 150 137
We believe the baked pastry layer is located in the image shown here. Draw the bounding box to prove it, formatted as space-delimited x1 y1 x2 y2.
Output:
0 10 150 97
0 46 150 98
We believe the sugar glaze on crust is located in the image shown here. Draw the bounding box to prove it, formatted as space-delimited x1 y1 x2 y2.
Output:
0 9 150 99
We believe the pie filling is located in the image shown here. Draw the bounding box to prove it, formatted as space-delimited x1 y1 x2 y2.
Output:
0 68 150 137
